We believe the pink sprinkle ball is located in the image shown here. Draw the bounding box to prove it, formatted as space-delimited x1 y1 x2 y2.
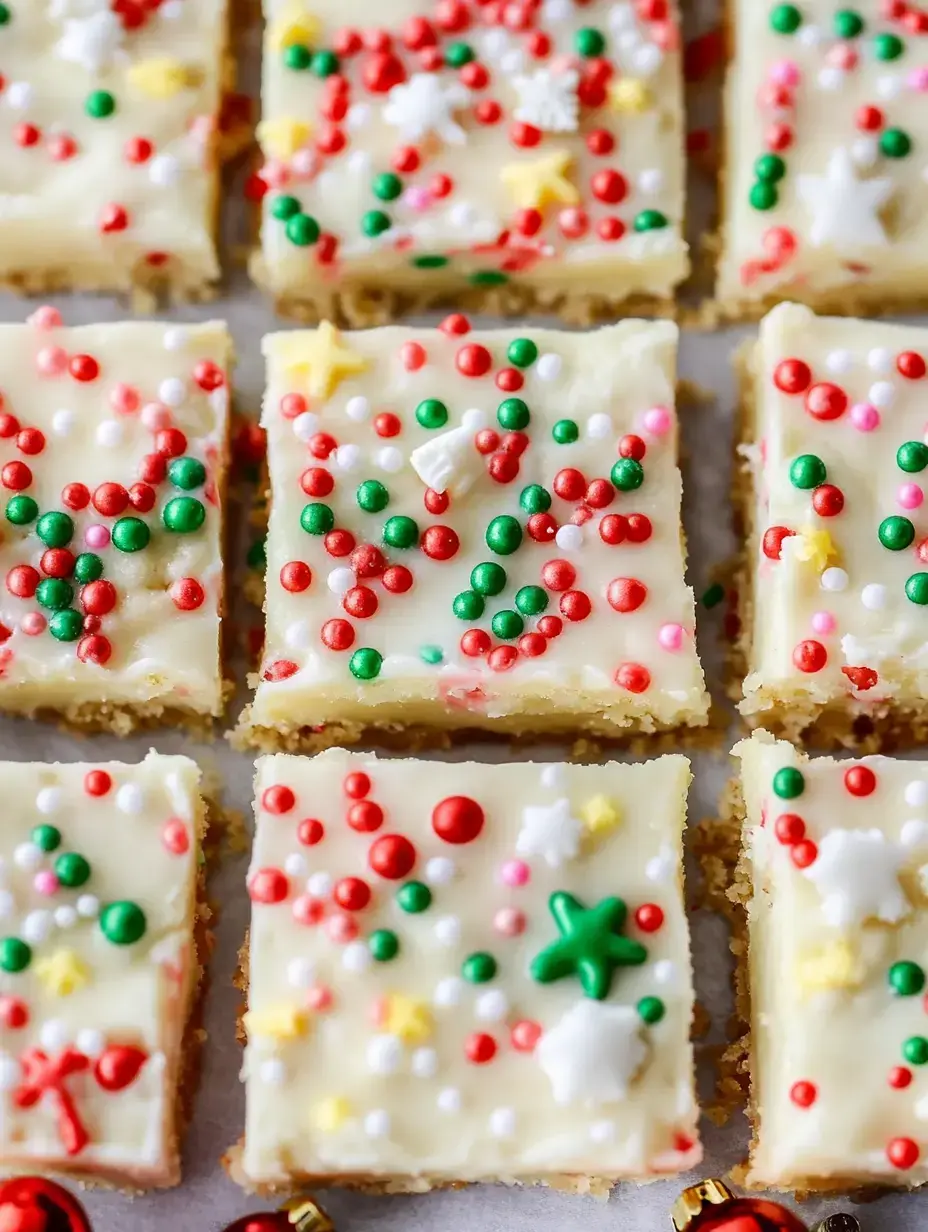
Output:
826 43 858 71
141 401 171 431
898 483 924 510
400 341 427 371
811 611 836 635
27 306 62 331
290 148 319 179
657 622 684 651
21 613 46 636
326 912 358 944
35 346 68 377
642 405 673 436
493 906 526 937
260 158 290 189
908 67 928 92
33 871 58 896
306 985 333 1011
110 383 140 415
499 858 530 887
162 818 190 855
84 525 110 550
850 402 880 431
769 59 800 88
404 185 432 212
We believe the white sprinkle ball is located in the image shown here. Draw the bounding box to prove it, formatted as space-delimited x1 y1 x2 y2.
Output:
411 1047 438 1078
433 915 461 945
259 1059 287 1086
535 353 562 382
342 941 371 973
52 409 75 436
364 1109 391 1138
14 842 42 871
327 567 355 596
287 957 315 989
555 524 583 552
424 856 455 885
96 420 124 448
434 976 463 1007
868 381 895 409
76 894 99 919
345 396 369 422
284 853 307 878
820 567 849 592
306 871 331 898
367 1034 402 1075
158 378 187 407
53 905 78 930
292 411 319 442
475 990 509 1022
76 1028 105 1057
461 407 487 431
35 787 62 815
489 1107 516 1137
376 446 404 473
861 583 887 610
116 783 144 815
21 910 52 945
824 350 853 375
40 1019 69 1052
586 413 613 440
437 1087 462 1113
905 781 928 809
867 347 893 374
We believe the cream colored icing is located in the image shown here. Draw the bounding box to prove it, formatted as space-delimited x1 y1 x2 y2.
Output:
241 749 700 1183
0 752 201 1186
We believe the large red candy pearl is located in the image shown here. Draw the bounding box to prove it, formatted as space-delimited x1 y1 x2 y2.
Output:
369 834 416 879
432 796 485 844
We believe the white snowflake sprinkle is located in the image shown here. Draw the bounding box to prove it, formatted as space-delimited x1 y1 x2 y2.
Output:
513 68 579 133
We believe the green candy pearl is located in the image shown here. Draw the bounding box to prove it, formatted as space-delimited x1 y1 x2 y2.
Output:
85 89 115 118
356 480 389 513
0 5 11 24
507 338 537 368
283 43 312 70
349 647 382 680
0 937 30 973
754 153 786 183
574 26 605 56
637 995 666 1025
772 766 804 799
906 573 928 605
453 590 484 621
383 515 418 549
36 511 73 548
396 881 431 913
162 497 205 534
369 928 399 961
611 458 644 491
519 484 551 515
444 40 474 66
491 609 523 640
361 210 391 237
49 609 83 642
749 181 779 211
833 8 864 38
904 1035 928 1065
5 495 38 525
286 213 320 246
552 419 579 444
486 514 523 555
889 960 926 997
881 128 912 158
372 172 402 201
515 585 548 616
271 194 301 221
55 852 91 888
789 454 826 489
898 441 928 473
633 208 668 232
100 901 147 945
769 4 801 33
419 645 443 665
879 515 915 551
311 49 339 77
168 456 207 491
73 552 104 583
470 562 506 596
36 578 73 612
415 398 448 430
31 825 61 853
497 398 530 431
300 503 334 535
874 32 904 61
112 516 150 553
461 952 497 983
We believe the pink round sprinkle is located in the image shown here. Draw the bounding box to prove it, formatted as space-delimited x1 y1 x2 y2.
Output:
404 185 432 212
290 148 320 179
811 611 836 635
35 346 68 377
110 383 140 415
658 622 684 651
291 894 324 927
162 818 190 855
642 405 673 436
141 401 171 431
326 912 358 943
769 59 800 87
898 483 924 510
260 158 291 189
306 984 333 1011
33 871 59 896
27 306 62 331
850 402 880 431
499 859 530 887
494 906 526 937
84 525 110 550
908 67 928 92
826 43 857 71
21 613 46 636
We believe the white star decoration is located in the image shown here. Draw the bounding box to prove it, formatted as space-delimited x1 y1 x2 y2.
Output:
382 73 470 146
803 828 909 929
513 68 579 133
536 1000 648 1105
55 9 125 72
409 422 484 497
516 797 583 867
797 147 893 249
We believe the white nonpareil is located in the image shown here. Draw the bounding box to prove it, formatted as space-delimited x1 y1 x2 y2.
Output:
515 797 583 867
797 147 893 249
802 827 909 929
536 1000 648 1105
52 0 126 73
513 68 580 133
409 422 485 497
382 74 470 145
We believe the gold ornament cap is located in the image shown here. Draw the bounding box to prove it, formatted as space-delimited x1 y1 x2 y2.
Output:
280 1196 336 1232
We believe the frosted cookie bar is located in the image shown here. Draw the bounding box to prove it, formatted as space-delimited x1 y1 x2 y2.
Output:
240 316 709 751
0 1 229 300
717 2 928 319
0 753 207 1188
231 750 701 1189
737 732 928 1189
0 308 230 732
252 0 687 323
737 303 928 748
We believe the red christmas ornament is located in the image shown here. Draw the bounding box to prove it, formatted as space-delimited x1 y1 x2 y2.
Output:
221 1196 334 1232
0 1177 92 1232
671 1178 858 1232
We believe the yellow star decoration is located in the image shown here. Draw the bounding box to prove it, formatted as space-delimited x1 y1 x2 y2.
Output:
127 57 195 100
281 321 369 400
501 150 580 212
256 116 314 161
312 1095 352 1133
243 1002 310 1041
608 78 652 113
794 939 863 997
267 2 322 52
793 525 839 573
35 949 90 997
580 794 622 837
382 994 433 1044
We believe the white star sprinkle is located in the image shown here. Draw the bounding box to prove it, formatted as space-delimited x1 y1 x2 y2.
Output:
536 1000 648 1105
513 68 579 133
803 828 909 929
382 74 470 146
516 797 582 867
797 147 892 250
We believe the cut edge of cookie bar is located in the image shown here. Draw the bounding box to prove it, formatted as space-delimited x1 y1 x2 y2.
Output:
731 307 928 752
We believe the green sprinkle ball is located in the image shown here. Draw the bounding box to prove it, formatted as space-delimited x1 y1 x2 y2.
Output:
879 515 915 551
453 590 485 621
769 4 801 34
633 209 668 232
49 610 83 642
462 952 497 983
283 43 312 70
369 928 399 961
100 901 147 946
889 961 926 997
519 484 551 515
415 398 448 430
419 645 443 665
271 194 301 221
301 503 334 536
574 26 605 56
445 40 474 66
85 89 116 119
396 881 432 913
906 573 928 605
55 853 91 888
310 49 339 77
772 766 804 799
789 454 826 489
372 172 402 201
73 552 104 583
491 609 523 640
36 511 73 548
0 938 30 973
552 419 579 444
0 5 11 24
611 458 644 491
874 31 904 61
486 515 523 555
5 495 38 525
637 995 666 1025
286 214 320 246
507 338 537 368
898 441 928 473
168 457 206 491
356 480 389 513
755 154 786 183
904 1035 928 1066
881 128 912 159
497 398 530 431
833 9 864 38
383 515 418 549
515 585 548 616
112 516 150 552
749 182 779 211
31 825 61 853
162 497 205 534
36 578 73 611
471 562 506 596
349 647 382 680
361 209 391 237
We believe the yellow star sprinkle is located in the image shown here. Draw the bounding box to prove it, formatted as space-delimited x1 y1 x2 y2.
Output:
312 1095 352 1133
382 994 433 1044
127 57 194 100
793 525 838 573
794 940 863 997
280 321 369 400
580 794 621 836
501 150 579 212
268 2 322 52
35 949 90 997
256 116 314 161
243 1003 310 1041
608 78 652 113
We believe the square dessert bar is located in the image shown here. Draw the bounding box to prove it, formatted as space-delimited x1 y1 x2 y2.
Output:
242 317 709 750
737 303 928 747
233 750 701 1188
0 1 229 300
0 309 230 732
737 732 928 1189
0 753 207 1188
717 2 928 319
253 0 687 323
